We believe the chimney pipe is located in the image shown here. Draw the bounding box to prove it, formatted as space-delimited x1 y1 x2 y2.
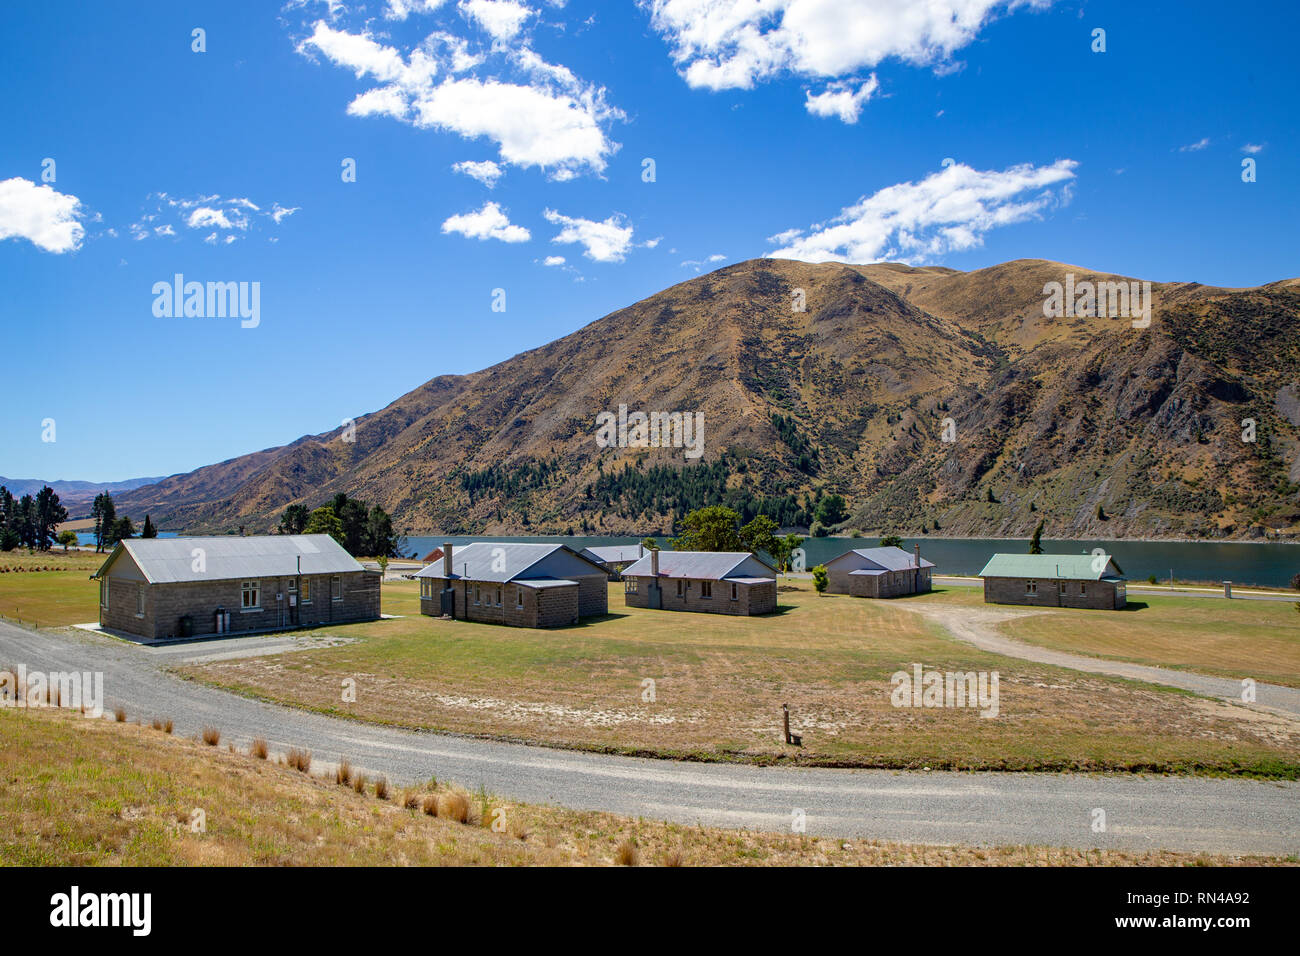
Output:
443 542 453 579
651 547 660 578
914 543 920 568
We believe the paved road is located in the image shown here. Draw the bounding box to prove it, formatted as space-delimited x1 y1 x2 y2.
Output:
2 620 1297 856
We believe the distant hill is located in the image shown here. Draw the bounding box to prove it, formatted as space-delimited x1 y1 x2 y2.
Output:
113 258 1300 540
0 475 170 514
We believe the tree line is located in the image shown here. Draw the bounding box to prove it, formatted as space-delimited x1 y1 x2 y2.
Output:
0 485 69 551
90 493 157 551
278 493 403 557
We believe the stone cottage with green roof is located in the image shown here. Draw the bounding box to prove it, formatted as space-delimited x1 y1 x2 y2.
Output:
978 553 1127 610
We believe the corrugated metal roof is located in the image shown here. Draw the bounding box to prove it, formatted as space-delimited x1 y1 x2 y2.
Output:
580 545 645 564
413 542 604 583
621 551 776 580
728 576 775 584
832 546 935 571
979 553 1124 581
97 535 364 584
517 579 578 589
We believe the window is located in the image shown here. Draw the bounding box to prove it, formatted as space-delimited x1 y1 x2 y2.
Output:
731 582 738 601
241 581 261 610
676 579 683 597
624 578 638 594
1025 580 1037 596
135 586 145 618
288 578 297 594
701 581 712 599
516 588 523 609
301 578 311 602
331 576 342 601
100 578 109 608
496 588 502 607
474 584 481 605
420 579 430 599
1080 583 1087 596
1059 581 1066 594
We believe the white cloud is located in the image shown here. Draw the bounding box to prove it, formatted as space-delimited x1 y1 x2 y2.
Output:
441 201 531 241
644 0 1048 91
297 19 621 179
0 178 85 253
1241 142 1265 154
1179 137 1210 152
187 206 246 231
804 74 879 123
543 208 635 262
459 0 535 42
452 158 505 186
131 193 295 243
386 0 450 19
543 254 565 265
766 159 1077 264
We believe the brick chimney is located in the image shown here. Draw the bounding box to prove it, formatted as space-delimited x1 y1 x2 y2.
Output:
651 547 659 577
443 542 453 578
914 543 920 568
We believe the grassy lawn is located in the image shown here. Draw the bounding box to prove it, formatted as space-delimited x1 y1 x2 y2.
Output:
990 594 1300 689
0 551 102 628
3 707 1289 866
178 579 1300 778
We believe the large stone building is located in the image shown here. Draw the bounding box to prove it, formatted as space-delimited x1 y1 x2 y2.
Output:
621 549 778 616
825 545 934 598
979 553 1127 610
92 534 381 641
415 542 609 628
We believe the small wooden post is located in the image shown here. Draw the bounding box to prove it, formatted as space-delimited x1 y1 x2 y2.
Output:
783 703 791 744
1224 581 1232 599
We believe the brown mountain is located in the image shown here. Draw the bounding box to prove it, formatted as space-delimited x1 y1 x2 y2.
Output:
116 258 1300 540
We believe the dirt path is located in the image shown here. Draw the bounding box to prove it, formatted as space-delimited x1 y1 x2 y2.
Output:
900 602 1300 721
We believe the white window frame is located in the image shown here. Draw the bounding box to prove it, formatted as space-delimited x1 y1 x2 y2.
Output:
135 586 145 618
331 576 342 602
1025 580 1037 595
241 580 261 610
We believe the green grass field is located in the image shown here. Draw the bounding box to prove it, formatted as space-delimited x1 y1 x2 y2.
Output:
5 561 1298 776
993 593 1300 688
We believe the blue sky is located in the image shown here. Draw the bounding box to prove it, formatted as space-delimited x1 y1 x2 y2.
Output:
1 0 1296 483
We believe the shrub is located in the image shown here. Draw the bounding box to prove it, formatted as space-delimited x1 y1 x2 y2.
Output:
374 776 389 800
114 707 127 723
250 738 269 760
402 790 420 810
422 794 439 817
286 748 312 773
201 726 220 746
438 791 472 824
615 839 639 866
335 759 352 785
352 773 367 794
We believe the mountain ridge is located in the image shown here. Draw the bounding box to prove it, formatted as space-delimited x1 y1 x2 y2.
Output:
114 257 1300 541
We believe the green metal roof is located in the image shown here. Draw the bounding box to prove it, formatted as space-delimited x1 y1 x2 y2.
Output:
978 553 1124 581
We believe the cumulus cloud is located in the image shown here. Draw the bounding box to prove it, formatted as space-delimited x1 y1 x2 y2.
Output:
766 159 1077 264
543 208 635 262
804 75 879 123
386 0 450 19
0 178 86 253
441 200 531 241
453 159 504 186
644 0 1048 93
459 0 535 42
296 16 622 179
543 254 565 265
